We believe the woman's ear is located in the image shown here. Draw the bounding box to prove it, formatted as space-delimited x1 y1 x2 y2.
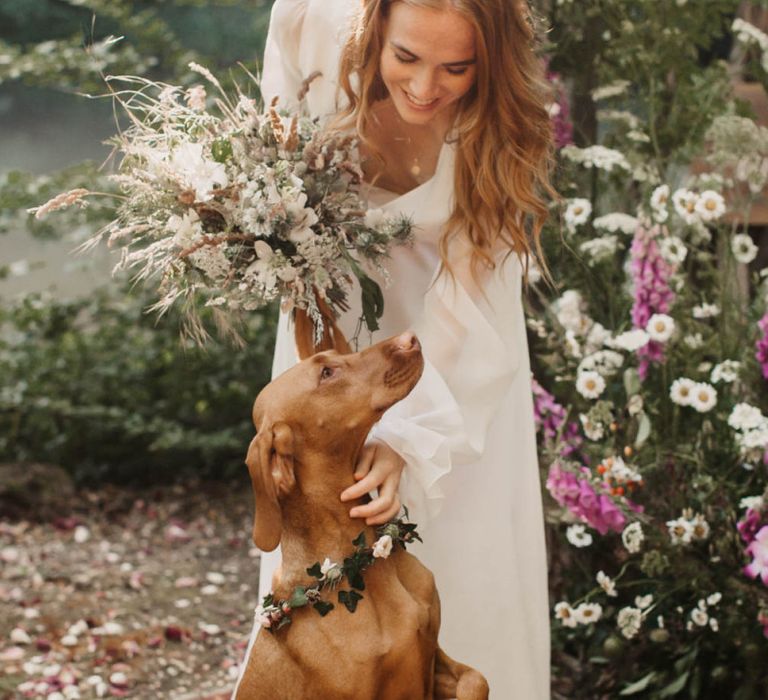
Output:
245 422 296 552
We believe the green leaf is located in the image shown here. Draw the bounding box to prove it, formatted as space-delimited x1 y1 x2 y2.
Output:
659 671 689 698
306 562 322 579
359 276 384 333
338 589 364 613
313 600 334 617
635 413 651 448
288 587 309 608
619 671 657 695
623 368 641 397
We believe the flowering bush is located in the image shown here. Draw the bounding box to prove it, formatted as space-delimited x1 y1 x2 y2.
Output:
537 1 768 696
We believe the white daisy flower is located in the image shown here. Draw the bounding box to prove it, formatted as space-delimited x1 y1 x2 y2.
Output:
565 198 592 233
566 524 593 548
693 190 725 222
554 601 578 628
597 570 618 597
672 188 700 225
731 233 758 264
692 303 720 319
666 516 694 545
574 602 603 625
728 403 765 431
690 382 717 413
670 378 696 406
709 617 719 632
691 513 710 540
617 607 643 639
710 360 740 384
650 184 670 213
635 594 654 610
610 329 650 352
593 212 639 234
645 313 675 343
690 608 708 627
580 413 605 441
576 371 606 399
622 522 645 553
659 235 688 266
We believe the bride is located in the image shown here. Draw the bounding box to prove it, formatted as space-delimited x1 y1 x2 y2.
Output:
234 0 555 697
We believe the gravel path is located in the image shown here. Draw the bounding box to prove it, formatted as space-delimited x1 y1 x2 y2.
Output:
0 479 259 699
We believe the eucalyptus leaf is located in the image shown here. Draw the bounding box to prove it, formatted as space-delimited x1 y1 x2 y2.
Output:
624 368 641 397
659 671 689 698
288 587 309 608
619 671 657 695
635 413 651 448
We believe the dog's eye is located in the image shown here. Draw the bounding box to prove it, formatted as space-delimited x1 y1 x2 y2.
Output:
320 366 335 381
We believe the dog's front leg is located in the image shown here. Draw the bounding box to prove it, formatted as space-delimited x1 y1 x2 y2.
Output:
434 646 489 700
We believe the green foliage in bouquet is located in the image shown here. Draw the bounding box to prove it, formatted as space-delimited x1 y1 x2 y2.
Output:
534 0 768 697
0 286 276 485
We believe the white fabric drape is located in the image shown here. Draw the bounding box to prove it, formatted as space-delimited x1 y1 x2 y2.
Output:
233 2 550 697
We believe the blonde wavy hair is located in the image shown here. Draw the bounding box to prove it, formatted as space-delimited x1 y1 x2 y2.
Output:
337 0 556 279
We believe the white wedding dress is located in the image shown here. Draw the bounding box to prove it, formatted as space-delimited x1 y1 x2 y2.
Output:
233 1 550 698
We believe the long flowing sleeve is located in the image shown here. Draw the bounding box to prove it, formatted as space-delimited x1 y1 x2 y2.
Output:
260 0 308 110
369 244 525 526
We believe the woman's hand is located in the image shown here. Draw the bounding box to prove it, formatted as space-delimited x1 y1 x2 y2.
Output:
340 439 405 525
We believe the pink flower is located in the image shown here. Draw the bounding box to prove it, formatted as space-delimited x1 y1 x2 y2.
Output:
630 224 676 379
756 313 768 381
547 70 574 149
744 526 768 585
738 508 764 545
532 377 582 457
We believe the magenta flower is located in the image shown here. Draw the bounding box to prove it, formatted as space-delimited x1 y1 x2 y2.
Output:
738 508 764 545
547 70 574 149
630 224 677 379
744 526 768 585
756 313 768 381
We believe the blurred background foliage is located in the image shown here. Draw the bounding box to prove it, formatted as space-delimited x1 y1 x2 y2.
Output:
0 0 277 485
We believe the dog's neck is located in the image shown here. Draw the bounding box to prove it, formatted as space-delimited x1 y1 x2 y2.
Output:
278 450 376 587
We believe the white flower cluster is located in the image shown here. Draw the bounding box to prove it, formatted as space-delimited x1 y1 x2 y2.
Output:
609 329 650 352
578 349 624 377
593 212 639 235
561 145 631 173
666 509 710 545
591 80 631 101
669 378 717 412
686 592 722 633
621 522 645 554
732 233 759 265
566 524 593 548
554 600 603 628
729 403 768 462
603 456 642 485
692 302 720 319
579 235 619 265
710 360 741 384
733 18 768 72
597 570 618 597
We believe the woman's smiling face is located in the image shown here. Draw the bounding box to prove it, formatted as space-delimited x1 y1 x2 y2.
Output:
379 2 477 126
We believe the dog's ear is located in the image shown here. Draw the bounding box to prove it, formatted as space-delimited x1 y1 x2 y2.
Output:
245 421 296 552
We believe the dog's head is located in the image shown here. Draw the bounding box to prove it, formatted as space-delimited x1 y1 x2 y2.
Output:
245 331 424 551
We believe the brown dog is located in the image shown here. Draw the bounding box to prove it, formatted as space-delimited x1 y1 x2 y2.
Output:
235 332 489 700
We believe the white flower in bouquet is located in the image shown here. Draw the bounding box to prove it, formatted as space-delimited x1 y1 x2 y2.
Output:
645 313 675 343
707 592 723 606
635 594 653 610
576 371 606 399
574 602 603 625
709 617 720 632
554 601 578 628
579 413 604 441
672 188 700 225
185 84 207 111
710 360 741 384
740 495 765 511
593 212 639 234
617 607 643 639
169 142 228 202
566 524 593 548
732 18 768 51
591 80 631 101
728 403 766 431
693 190 725 222
554 290 590 334
692 302 720 319
659 235 688 266
372 535 393 559
564 330 583 359
691 513 711 540
666 516 695 545
690 607 709 627
731 233 759 264
584 322 612 354
565 198 592 233
683 332 704 349
579 235 618 264
622 522 645 553
738 425 768 459
650 184 670 220
690 382 717 413
578 349 624 377
561 144 631 172
670 377 696 406
605 456 641 484
610 329 650 352
597 570 618 597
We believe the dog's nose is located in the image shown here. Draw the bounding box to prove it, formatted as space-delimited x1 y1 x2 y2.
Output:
394 331 420 353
